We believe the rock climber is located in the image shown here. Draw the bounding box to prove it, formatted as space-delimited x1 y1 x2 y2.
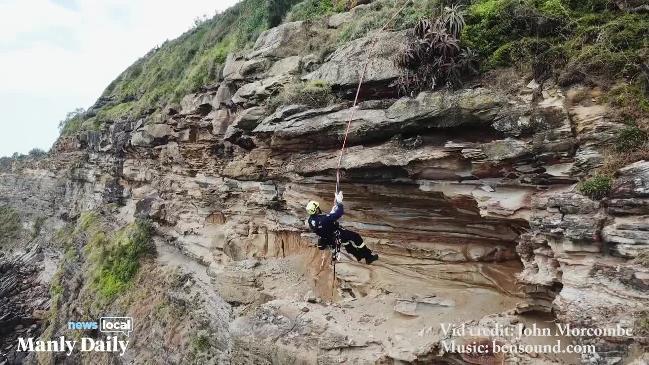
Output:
305 191 379 264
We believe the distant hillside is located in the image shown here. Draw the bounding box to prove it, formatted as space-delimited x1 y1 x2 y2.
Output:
59 0 302 135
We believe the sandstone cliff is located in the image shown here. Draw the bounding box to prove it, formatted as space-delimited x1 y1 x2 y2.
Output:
1 1 648 364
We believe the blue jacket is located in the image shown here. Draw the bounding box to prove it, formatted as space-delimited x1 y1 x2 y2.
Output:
307 202 344 239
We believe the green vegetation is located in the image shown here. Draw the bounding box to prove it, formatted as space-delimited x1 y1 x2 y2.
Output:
395 6 479 94
636 250 649 267
599 122 649 176
191 333 211 353
287 0 346 21
462 0 648 87
0 205 21 245
606 83 649 120
60 0 302 136
614 126 647 152
636 311 649 336
578 174 612 200
338 0 436 43
76 211 100 233
267 79 338 110
62 212 153 302
28 148 47 157
85 219 153 301
31 216 46 239
58 108 87 136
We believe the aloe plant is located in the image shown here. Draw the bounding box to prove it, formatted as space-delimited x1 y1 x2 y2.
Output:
395 8 476 95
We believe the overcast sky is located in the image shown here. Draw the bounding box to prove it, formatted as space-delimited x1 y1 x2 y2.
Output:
0 0 238 157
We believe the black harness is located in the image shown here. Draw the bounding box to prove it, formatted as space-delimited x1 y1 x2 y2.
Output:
307 215 339 242
308 215 342 263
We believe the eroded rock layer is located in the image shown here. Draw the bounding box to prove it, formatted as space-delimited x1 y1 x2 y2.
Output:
1 13 647 365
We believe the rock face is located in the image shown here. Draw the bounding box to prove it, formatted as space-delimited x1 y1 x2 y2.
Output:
303 30 406 90
1 9 648 365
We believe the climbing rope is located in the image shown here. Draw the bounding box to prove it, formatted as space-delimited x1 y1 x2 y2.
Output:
331 0 411 297
334 0 412 195
331 234 341 296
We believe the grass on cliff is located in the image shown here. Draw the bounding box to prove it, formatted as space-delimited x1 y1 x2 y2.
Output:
0 205 21 246
463 0 648 82
266 79 339 111
636 311 649 336
578 174 611 200
287 0 346 21
85 218 153 301
462 0 649 122
63 212 154 302
337 0 436 42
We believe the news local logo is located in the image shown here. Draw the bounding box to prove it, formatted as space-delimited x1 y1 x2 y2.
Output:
67 317 133 336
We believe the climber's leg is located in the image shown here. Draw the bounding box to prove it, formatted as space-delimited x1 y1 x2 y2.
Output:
338 229 378 264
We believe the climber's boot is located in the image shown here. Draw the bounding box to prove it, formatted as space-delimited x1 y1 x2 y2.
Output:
358 245 378 264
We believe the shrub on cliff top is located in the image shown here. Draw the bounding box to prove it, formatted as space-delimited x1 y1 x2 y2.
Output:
0 205 21 246
58 108 86 136
462 0 648 87
614 126 647 152
578 175 612 200
337 0 436 43
395 5 480 95
287 0 346 21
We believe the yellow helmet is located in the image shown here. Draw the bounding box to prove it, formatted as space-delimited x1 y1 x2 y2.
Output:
306 201 320 215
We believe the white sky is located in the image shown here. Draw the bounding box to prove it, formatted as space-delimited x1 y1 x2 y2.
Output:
0 0 239 157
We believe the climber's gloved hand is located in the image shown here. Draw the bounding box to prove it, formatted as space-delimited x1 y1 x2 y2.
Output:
335 191 343 204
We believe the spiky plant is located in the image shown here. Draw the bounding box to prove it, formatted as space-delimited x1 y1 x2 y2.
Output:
394 11 476 95
442 4 465 38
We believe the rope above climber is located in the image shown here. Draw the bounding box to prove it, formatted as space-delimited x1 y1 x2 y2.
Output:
302 0 410 273
305 191 379 265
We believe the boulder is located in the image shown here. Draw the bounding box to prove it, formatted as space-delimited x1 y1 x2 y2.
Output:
231 75 290 105
211 109 232 136
611 160 649 198
569 102 623 146
394 296 454 316
222 53 246 81
268 56 301 76
135 194 166 220
240 57 273 77
386 88 505 124
303 30 406 88
602 217 649 248
232 107 268 131
248 21 319 59
328 12 354 28
215 82 236 107
289 139 452 176
179 85 248 115
481 138 532 161
131 124 177 147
